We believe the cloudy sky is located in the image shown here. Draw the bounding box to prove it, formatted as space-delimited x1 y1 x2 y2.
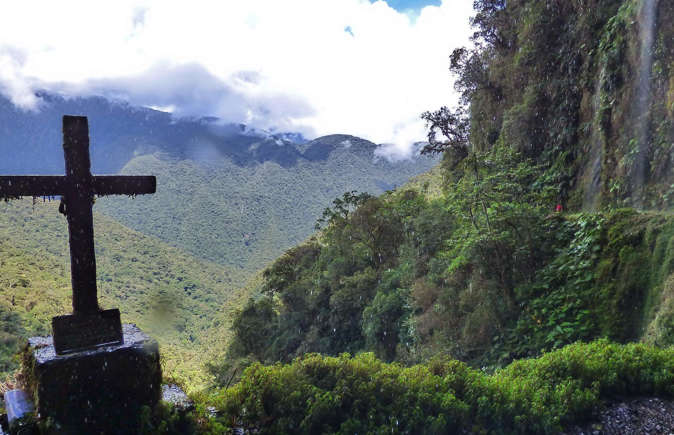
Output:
0 0 473 157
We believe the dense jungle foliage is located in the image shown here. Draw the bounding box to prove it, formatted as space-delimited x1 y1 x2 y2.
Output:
206 0 674 430
219 175 674 372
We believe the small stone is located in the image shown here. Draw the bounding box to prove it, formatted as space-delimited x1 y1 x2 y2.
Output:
162 384 194 412
207 406 219 418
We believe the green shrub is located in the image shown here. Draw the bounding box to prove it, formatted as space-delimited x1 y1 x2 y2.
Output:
214 341 673 434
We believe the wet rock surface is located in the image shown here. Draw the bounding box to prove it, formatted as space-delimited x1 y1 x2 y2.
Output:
565 397 674 434
24 323 161 434
29 322 153 363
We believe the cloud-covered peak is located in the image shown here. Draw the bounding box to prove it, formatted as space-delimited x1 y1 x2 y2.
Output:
0 0 472 156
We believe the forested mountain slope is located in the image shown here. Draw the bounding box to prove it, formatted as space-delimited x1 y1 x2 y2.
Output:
223 184 674 367
0 199 249 387
223 0 674 368
0 93 436 273
205 0 674 431
96 137 434 272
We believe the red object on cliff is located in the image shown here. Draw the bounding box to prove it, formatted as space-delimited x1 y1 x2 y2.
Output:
555 204 563 212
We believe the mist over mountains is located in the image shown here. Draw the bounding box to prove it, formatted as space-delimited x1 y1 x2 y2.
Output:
0 92 409 174
1 93 437 271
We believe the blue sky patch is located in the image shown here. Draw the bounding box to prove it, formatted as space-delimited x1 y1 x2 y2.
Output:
373 0 442 13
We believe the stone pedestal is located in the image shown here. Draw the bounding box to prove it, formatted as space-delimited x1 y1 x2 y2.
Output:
22 324 161 434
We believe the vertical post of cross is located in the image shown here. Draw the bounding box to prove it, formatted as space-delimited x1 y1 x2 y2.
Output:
62 116 99 314
0 115 156 354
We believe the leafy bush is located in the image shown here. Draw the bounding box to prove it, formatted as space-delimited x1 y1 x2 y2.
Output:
214 341 674 434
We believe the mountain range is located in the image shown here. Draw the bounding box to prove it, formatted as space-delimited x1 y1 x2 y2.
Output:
1 93 436 272
0 92 436 386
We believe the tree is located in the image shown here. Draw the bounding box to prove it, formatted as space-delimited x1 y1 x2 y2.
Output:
315 191 373 230
362 289 410 361
420 106 470 158
470 0 513 51
228 297 277 361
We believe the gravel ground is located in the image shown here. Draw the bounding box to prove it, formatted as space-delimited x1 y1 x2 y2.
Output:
564 397 674 434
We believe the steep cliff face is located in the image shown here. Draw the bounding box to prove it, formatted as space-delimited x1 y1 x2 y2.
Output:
463 0 673 209
579 0 673 208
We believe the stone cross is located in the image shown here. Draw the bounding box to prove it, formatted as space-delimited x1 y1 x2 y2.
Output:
0 116 156 354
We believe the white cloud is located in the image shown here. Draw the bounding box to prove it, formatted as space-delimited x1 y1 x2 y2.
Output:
0 0 473 156
0 47 40 110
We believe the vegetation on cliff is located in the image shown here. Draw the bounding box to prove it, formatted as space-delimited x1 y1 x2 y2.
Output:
218 172 674 373
208 0 673 431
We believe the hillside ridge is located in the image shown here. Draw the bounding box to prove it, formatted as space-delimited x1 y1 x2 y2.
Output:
0 198 248 387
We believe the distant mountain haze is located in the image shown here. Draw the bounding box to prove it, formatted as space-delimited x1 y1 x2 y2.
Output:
1 93 308 174
0 93 436 273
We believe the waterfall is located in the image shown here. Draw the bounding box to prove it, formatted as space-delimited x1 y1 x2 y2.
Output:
632 0 658 208
583 76 605 211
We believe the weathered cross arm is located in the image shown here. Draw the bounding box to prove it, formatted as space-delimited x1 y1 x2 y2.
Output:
0 176 67 198
0 175 156 198
92 176 156 196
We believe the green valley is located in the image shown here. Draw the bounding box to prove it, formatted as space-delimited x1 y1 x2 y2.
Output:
96 135 436 273
0 104 435 393
0 198 249 387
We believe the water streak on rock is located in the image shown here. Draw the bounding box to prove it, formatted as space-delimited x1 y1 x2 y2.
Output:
632 0 659 207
